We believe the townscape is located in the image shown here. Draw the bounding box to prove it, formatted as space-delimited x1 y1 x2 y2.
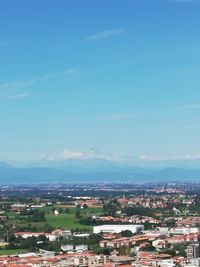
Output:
0 183 199 266
1 0 200 266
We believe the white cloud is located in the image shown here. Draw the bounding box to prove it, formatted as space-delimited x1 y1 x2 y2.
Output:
86 29 127 42
39 150 84 161
61 150 84 159
41 68 78 81
139 154 200 161
171 104 200 109
0 68 79 91
40 148 120 161
11 93 31 99
0 80 34 90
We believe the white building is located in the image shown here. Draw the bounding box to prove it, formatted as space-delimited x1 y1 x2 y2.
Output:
169 227 199 236
62 230 71 238
184 258 200 266
54 210 59 216
61 245 74 252
93 224 144 234
15 232 57 241
157 259 175 267
73 233 90 238
75 245 88 252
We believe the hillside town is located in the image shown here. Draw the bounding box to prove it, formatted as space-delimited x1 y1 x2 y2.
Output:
0 183 199 266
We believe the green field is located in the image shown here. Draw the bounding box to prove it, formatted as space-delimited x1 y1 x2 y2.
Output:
54 206 103 214
46 214 92 231
0 249 29 255
4 206 103 232
46 207 103 231
69 207 103 214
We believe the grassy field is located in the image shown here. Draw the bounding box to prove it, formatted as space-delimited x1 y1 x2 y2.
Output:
46 207 103 231
0 249 29 255
46 213 92 231
65 207 103 214
54 206 103 214
5 206 103 232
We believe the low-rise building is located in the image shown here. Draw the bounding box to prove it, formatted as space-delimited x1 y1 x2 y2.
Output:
93 224 144 234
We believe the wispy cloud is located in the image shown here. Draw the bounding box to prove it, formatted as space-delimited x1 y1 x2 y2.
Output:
61 150 84 160
11 93 31 99
39 150 84 161
40 68 78 81
0 80 34 90
171 104 200 109
139 154 200 161
86 29 128 42
58 29 128 46
40 148 120 161
0 68 79 91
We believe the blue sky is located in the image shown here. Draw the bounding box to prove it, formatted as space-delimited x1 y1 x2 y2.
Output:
1 0 200 164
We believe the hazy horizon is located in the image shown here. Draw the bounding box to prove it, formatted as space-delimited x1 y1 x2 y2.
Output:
1 0 200 168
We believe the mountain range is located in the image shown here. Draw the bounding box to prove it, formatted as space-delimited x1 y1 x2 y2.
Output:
0 159 200 184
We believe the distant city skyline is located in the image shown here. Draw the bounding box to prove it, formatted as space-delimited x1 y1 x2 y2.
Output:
1 0 200 164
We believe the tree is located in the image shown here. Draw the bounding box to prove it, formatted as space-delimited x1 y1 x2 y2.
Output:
31 210 45 222
64 208 70 213
121 230 133 237
103 203 117 216
123 206 156 217
75 209 81 219
58 208 64 214
173 243 186 257
93 247 111 255
118 245 131 256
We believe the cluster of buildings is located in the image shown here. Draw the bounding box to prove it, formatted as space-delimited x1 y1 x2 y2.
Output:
1 185 200 266
14 229 89 243
97 225 200 266
95 215 161 225
116 195 195 210
93 224 144 234
0 252 110 267
2 223 200 266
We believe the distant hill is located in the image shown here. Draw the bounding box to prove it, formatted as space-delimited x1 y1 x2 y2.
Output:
0 160 200 184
